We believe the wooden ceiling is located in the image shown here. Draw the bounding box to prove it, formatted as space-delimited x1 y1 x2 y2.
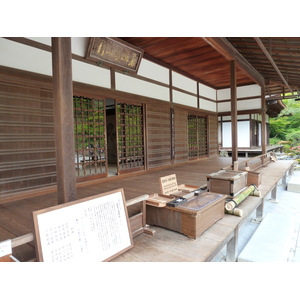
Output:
120 37 300 101
120 37 253 89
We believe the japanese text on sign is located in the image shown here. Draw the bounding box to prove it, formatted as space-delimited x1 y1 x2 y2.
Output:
34 189 132 262
160 174 178 195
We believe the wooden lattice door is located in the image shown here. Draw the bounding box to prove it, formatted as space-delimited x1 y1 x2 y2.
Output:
116 102 145 174
74 96 107 180
188 114 208 159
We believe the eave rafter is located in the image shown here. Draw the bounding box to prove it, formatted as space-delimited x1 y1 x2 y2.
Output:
202 37 265 87
253 37 294 94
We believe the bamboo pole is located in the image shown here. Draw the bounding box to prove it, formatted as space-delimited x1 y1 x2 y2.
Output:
225 208 243 217
225 185 261 211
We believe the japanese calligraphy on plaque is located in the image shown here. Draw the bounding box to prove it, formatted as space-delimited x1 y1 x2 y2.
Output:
160 174 179 195
32 189 133 262
86 37 144 73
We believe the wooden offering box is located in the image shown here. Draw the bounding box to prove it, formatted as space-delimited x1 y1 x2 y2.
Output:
247 171 261 187
207 170 248 196
146 192 226 239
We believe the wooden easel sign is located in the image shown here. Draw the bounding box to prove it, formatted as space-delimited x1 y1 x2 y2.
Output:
159 174 178 195
32 189 133 262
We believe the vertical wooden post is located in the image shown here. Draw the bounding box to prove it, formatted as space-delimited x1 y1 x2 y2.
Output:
230 60 238 164
226 227 238 262
261 86 267 154
255 202 263 223
52 37 77 204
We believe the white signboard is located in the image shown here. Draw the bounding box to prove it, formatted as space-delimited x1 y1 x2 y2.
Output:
33 189 133 262
0 239 12 257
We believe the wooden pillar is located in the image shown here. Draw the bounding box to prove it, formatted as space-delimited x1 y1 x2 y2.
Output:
52 37 76 204
230 60 238 164
261 86 267 154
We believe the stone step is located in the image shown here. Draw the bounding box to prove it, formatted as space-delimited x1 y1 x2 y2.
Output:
238 213 296 262
287 176 300 193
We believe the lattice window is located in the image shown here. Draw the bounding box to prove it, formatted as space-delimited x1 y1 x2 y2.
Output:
117 103 144 171
74 96 106 177
188 114 208 158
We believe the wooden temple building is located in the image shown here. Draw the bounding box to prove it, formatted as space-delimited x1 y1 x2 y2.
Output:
0 37 299 262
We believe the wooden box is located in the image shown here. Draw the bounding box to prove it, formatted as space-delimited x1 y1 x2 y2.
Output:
206 170 247 196
146 192 226 239
247 171 261 187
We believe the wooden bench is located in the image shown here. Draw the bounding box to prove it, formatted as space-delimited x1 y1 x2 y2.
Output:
112 159 296 262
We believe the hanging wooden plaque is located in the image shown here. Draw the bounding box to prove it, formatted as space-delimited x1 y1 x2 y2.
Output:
86 37 144 73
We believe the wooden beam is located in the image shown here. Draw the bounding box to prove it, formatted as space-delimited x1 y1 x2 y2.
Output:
203 37 265 87
261 86 267 155
253 37 293 94
52 37 77 204
230 60 238 164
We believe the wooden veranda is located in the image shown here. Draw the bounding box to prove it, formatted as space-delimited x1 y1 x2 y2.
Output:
0 156 232 262
0 155 295 262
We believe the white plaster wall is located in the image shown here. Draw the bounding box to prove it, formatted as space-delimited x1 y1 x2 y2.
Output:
199 98 216 112
218 102 231 112
237 84 261 98
0 38 52 76
217 84 261 101
138 59 169 84
173 90 197 107
199 83 216 100
26 37 51 46
116 73 170 101
218 98 261 112
26 37 93 57
238 98 261 110
72 59 111 88
217 88 230 100
172 71 197 94
71 37 90 57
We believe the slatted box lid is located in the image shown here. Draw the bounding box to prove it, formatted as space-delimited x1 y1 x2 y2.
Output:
206 170 248 196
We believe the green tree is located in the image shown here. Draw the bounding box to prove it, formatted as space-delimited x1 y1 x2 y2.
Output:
269 97 300 146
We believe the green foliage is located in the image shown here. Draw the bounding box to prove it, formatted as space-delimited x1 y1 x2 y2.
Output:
269 137 283 145
269 98 300 146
